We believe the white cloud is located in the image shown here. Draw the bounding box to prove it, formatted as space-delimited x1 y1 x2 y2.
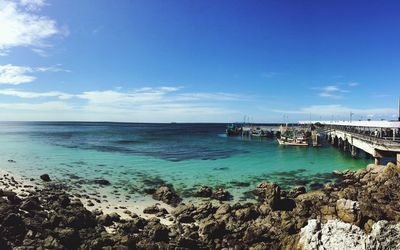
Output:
261 72 278 78
0 101 72 111
273 104 396 117
315 84 353 98
348 82 359 87
322 85 339 92
0 64 36 84
0 88 73 99
19 0 46 10
177 92 246 101
0 86 246 122
318 92 342 99
77 87 180 106
0 64 69 85
0 0 61 55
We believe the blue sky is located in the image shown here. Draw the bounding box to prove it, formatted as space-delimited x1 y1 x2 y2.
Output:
0 0 399 122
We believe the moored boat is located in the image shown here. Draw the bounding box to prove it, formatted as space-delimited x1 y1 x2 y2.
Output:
226 123 242 136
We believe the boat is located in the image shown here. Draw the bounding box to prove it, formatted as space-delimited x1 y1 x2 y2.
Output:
277 126 309 146
277 136 309 146
250 127 264 137
250 127 274 138
226 123 242 136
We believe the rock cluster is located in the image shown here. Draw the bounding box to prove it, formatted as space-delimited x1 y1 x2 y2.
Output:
1 162 400 249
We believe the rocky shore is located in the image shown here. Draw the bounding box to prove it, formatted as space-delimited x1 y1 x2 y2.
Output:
1 162 400 249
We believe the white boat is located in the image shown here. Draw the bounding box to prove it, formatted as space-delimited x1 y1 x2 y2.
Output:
277 135 309 146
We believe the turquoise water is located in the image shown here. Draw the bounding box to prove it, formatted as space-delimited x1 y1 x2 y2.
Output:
0 122 371 202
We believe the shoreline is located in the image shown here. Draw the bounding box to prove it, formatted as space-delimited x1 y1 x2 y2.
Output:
1 162 400 249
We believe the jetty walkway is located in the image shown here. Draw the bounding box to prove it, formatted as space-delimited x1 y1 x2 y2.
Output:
300 120 400 166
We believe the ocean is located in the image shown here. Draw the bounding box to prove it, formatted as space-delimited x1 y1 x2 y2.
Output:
0 122 371 202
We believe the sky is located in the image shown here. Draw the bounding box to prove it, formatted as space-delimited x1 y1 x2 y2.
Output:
0 0 400 123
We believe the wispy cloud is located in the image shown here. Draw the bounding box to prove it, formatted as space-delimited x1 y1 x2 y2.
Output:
176 92 246 101
0 64 36 84
0 88 73 99
273 104 396 117
261 71 278 78
92 25 104 35
0 0 64 56
0 86 246 122
314 82 355 99
0 101 72 111
348 82 359 87
19 0 46 11
0 64 69 85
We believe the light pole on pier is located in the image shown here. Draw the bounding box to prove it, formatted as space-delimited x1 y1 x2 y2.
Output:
398 96 400 121
350 112 354 123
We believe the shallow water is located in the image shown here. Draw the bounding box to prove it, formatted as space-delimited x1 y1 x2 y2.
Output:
0 122 371 202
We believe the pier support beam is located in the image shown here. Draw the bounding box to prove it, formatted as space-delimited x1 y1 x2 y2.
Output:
351 146 357 158
397 153 400 167
374 149 383 166
343 140 348 152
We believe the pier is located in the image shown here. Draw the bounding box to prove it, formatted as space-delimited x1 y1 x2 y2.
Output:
300 120 400 166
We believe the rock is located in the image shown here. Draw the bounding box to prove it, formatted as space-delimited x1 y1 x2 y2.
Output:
336 199 360 224
93 179 111 185
299 219 368 250
211 188 231 201
214 203 231 219
369 220 400 249
171 203 196 223
364 219 375 233
6 192 21 205
196 185 212 197
3 213 24 227
235 206 258 221
3 213 25 237
152 186 181 207
44 235 60 249
55 227 80 248
255 182 281 210
143 205 167 215
299 219 400 250
309 182 324 190
40 174 51 182
20 197 41 211
97 213 120 226
333 170 342 176
290 186 306 197
148 223 169 242
200 220 226 239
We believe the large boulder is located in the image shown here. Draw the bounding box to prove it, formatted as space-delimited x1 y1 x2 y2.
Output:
195 186 212 197
255 182 281 210
200 220 226 239
97 213 120 226
299 219 368 250
211 188 231 201
336 199 360 224
152 186 181 207
355 162 400 222
299 219 400 250
40 174 51 182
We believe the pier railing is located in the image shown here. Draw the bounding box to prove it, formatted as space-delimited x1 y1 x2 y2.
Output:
324 127 400 147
